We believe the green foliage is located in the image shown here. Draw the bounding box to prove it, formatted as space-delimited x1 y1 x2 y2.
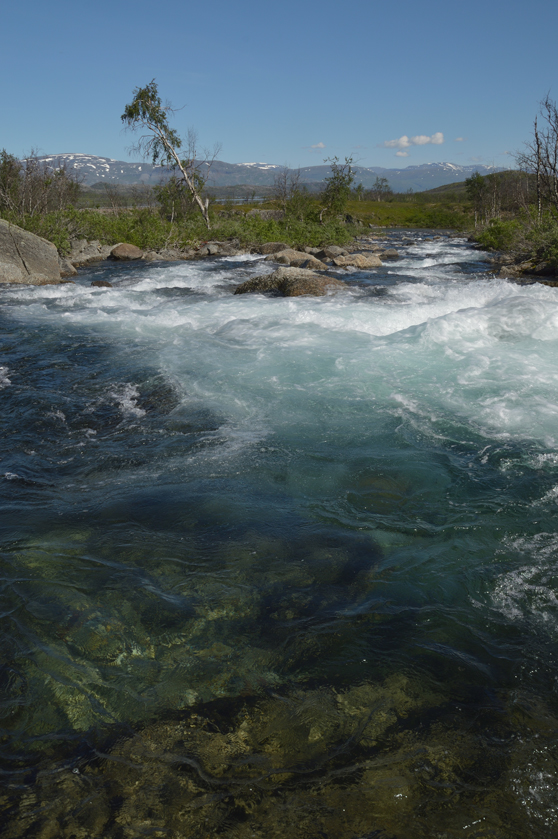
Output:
154 175 204 222
0 150 21 211
366 176 393 202
2 210 75 255
526 217 558 268
121 80 182 167
342 199 469 230
284 189 319 224
476 218 523 251
404 206 469 229
320 156 355 219
121 80 213 228
465 171 486 205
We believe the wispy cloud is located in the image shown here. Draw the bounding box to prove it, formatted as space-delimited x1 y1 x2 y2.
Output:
396 150 409 157
380 132 444 150
302 141 327 154
454 137 466 142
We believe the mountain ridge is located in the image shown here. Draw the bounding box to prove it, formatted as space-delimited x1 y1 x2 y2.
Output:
32 153 506 193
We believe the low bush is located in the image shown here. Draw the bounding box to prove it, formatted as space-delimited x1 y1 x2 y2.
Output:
476 218 524 252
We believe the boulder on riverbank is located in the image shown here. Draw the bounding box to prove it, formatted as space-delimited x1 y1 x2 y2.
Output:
490 254 558 280
110 243 143 261
59 256 78 278
234 266 346 297
197 240 240 257
68 239 113 266
257 242 290 255
143 247 197 262
0 219 62 285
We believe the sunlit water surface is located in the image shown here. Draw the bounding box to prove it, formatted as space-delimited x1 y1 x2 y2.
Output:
2 233 558 837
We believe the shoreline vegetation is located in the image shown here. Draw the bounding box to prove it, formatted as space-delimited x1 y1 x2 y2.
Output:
1 87 558 280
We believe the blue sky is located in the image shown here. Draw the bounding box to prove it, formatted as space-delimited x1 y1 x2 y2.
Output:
2 0 557 170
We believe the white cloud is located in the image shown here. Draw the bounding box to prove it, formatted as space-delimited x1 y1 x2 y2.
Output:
396 150 409 157
454 136 465 142
310 142 325 149
383 135 411 149
380 132 444 150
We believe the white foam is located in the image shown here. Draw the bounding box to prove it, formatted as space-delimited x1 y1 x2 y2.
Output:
109 384 145 419
4 253 558 453
0 366 11 388
491 534 558 635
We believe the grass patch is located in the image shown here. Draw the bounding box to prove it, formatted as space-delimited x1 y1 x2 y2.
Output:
345 199 471 229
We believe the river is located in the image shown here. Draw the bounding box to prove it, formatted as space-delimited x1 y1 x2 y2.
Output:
2 232 558 837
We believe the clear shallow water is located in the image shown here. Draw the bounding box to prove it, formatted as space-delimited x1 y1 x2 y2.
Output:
2 234 558 836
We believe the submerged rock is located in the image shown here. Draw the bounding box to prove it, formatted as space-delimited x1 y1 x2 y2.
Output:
234 266 346 297
5 673 538 839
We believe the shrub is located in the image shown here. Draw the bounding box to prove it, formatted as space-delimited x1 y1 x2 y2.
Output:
476 218 523 251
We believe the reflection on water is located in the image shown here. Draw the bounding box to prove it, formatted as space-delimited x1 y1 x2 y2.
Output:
2 232 558 836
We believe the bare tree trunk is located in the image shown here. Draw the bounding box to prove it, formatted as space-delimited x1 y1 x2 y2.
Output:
534 117 542 223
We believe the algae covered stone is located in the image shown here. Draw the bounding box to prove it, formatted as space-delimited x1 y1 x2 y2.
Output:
234 266 346 297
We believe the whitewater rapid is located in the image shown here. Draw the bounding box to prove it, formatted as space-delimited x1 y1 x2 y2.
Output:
3 231 558 837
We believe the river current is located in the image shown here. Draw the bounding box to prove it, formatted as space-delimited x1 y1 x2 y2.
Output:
2 233 558 837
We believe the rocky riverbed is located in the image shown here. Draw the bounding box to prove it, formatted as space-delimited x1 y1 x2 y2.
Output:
2 232 558 837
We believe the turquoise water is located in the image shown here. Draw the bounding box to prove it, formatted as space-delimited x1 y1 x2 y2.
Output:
2 234 558 837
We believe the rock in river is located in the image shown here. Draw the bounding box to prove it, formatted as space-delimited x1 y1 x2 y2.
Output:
332 253 382 269
265 248 328 270
234 266 346 297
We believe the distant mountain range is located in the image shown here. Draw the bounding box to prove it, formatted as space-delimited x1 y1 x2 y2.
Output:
33 153 506 193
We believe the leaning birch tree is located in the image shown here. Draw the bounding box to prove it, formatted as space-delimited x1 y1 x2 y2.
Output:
121 80 218 229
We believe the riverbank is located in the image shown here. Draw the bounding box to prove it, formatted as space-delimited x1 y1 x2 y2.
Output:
472 214 558 282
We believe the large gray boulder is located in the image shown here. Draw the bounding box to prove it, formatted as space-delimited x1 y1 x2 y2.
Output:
234 266 346 297
68 239 112 266
0 219 62 285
